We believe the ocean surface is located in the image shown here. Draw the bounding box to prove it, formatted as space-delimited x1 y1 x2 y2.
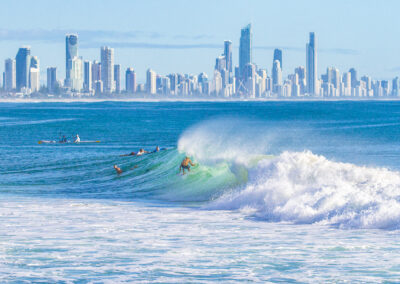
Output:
1 101 400 282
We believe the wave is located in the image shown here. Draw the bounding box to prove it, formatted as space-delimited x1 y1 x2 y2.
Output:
177 118 400 230
3 117 400 229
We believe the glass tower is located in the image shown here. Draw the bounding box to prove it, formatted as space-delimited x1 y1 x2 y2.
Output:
239 24 252 78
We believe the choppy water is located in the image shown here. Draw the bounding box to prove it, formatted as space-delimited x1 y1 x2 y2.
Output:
1 101 400 282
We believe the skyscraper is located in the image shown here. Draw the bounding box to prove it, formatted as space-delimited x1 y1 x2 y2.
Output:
215 55 226 72
273 49 282 70
114 64 121 93
125 68 136 94
4 58 16 91
306 32 317 95
65 34 78 87
224 40 233 75
100 46 114 93
349 68 358 89
146 69 156 94
392 77 399 96
84 61 92 92
239 24 252 78
70 57 83 91
91 61 101 85
47 67 57 93
272 60 282 92
15 46 31 91
29 56 40 92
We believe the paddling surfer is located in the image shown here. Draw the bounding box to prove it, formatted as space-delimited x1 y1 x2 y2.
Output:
113 165 123 174
179 156 196 175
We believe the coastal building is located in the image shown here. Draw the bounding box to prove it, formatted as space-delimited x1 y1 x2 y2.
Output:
65 34 78 88
15 46 31 91
306 32 317 95
224 40 233 78
272 60 282 92
239 24 252 78
125 68 137 94
146 69 157 94
70 57 83 91
100 46 114 93
91 61 101 89
349 68 358 89
114 64 121 93
47 67 57 93
273 49 283 70
84 61 92 92
29 56 40 92
4 58 16 91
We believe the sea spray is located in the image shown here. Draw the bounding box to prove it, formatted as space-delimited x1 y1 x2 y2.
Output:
208 151 400 229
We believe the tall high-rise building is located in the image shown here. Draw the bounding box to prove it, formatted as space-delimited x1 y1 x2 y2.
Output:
29 56 40 92
65 34 78 87
349 68 358 89
272 60 282 91
70 57 83 91
15 46 31 91
392 77 399 96
146 69 156 94
84 61 92 92
125 68 136 93
100 46 114 93
215 55 226 72
4 58 16 91
273 49 282 70
224 40 233 74
91 61 101 85
306 32 317 95
47 67 57 92
239 24 252 78
114 64 121 93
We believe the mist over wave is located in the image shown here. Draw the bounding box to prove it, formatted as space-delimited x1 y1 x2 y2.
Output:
178 118 400 229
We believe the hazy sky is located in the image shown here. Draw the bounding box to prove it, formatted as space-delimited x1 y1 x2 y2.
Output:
1 0 399 83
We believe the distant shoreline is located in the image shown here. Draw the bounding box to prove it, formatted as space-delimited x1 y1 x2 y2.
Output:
1 97 400 103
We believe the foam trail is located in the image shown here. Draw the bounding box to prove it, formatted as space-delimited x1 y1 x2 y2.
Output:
208 151 400 229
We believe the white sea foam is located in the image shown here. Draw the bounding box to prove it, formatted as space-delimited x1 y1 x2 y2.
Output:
179 119 400 229
209 151 400 229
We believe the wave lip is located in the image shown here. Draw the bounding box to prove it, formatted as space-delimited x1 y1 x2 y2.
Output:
209 151 400 230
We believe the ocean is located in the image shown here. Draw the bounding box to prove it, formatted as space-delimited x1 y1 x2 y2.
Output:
1 101 400 282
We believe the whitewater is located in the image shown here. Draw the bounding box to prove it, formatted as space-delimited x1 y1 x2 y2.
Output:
1 101 400 282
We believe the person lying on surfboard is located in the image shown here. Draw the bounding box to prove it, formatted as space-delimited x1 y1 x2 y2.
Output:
179 157 196 175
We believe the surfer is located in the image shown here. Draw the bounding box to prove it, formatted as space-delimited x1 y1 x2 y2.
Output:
136 149 148 156
153 146 160 153
74 134 80 143
60 135 67 143
179 157 196 175
120 151 136 157
113 165 123 174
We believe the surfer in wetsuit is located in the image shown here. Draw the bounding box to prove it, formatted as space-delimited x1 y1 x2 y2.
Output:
120 152 136 157
179 156 196 175
60 135 67 143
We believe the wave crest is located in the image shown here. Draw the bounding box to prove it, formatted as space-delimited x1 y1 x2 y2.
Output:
209 151 400 229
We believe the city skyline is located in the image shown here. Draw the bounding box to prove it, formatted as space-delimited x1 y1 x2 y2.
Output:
2 26 399 99
1 0 400 83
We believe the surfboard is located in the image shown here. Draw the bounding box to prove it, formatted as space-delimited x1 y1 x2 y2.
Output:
38 140 100 144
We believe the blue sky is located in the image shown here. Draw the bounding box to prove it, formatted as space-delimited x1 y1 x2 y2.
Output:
0 0 399 83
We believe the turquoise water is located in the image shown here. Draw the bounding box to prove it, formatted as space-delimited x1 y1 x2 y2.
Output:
1 101 400 282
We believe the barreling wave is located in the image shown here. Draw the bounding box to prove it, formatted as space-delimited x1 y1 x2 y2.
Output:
177 118 400 230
